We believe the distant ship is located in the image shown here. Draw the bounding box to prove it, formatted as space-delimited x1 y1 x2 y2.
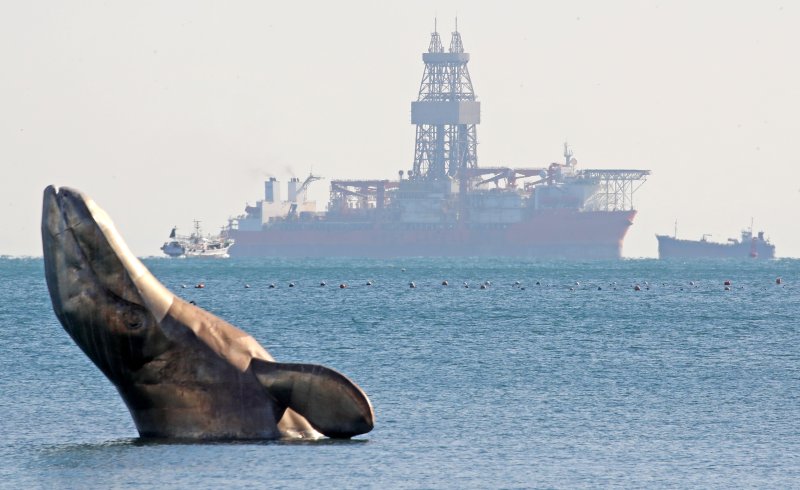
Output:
161 221 234 259
656 226 775 259
225 27 650 259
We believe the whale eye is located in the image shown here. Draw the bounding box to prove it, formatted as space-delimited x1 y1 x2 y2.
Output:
121 309 146 331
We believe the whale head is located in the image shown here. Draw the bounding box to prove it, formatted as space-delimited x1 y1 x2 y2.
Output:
41 186 174 379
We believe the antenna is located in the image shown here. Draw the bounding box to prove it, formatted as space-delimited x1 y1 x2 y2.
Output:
434 16 437 33
563 141 573 165
455 15 458 32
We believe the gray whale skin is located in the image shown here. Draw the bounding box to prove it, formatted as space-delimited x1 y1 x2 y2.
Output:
41 186 374 440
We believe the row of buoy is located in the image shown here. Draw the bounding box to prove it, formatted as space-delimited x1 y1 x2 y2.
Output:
183 278 786 290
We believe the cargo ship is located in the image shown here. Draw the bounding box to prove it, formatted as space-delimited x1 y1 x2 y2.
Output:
656 228 776 259
226 26 650 259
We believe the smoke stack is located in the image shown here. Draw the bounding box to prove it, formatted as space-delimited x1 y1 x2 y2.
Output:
287 177 300 202
265 178 281 203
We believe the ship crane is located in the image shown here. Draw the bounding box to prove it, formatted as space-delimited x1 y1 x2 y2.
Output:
480 169 516 188
296 173 323 197
473 167 547 188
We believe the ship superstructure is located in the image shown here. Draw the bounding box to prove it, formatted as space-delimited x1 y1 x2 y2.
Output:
227 25 650 258
161 220 234 258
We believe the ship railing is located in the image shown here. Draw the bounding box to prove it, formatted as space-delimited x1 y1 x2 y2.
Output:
580 169 650 212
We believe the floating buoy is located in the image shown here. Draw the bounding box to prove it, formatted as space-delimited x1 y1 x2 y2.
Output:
401 268 406 272
575 281 580 286
268 283 276 289
597 286 602 291
634 285 641 291
535 281 541 285
181 284 187 289
339 283 347 289
366 280 373 286
520 287 526 290
776 277 783 285
725 286 731 291
244 284 251 289
442 280 448 286
514 281 521 286
320 281 326 287
480 284 487 289
569 287 574 291
724 280 732 286
409 282 416 288
189 300 196 305
195 283 205 289
289 282 295 288
689 281 695 286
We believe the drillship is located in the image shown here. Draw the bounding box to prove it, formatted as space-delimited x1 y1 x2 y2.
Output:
227 26 650 259
656 227 776 259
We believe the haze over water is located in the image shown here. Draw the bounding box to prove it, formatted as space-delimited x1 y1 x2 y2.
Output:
2 257 798 488
3 1 800 257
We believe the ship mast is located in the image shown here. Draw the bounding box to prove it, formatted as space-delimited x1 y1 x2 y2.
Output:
564 141 574 165
411 19 480 184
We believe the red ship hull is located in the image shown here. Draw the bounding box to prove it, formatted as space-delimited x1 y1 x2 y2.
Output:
229 210 637 259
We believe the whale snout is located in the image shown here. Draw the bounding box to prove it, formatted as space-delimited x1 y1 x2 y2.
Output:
42 185 174 322
43 186 138 300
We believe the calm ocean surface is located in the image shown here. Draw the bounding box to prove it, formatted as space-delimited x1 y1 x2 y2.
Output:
1 257 798 488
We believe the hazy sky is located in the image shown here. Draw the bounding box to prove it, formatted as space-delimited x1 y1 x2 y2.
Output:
2 1 798 258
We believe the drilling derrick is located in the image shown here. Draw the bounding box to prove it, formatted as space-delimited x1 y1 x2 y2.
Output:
411 23 480 183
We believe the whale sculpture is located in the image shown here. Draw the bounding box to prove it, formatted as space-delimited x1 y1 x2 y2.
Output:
41 186 374 439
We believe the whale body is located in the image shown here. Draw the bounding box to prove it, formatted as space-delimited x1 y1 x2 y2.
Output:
41 186 374 439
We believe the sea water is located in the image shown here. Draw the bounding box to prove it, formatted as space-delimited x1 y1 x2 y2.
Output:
0 257 798 488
